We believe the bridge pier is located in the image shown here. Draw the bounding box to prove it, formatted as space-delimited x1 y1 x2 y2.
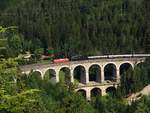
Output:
116 68 120 83
101 67 105 83
86 89 91 101
85 72 89 84
101 87 107 96
70 69 74 83
55 71 59 82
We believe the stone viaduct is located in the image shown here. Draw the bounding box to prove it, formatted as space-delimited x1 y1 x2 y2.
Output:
20 54 150 100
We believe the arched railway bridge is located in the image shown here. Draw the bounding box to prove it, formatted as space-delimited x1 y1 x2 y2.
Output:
20 54 150 100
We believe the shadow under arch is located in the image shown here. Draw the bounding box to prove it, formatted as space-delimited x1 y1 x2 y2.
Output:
44 69 56 84
77 89 86 99
91 87 101 98
120 63 133 76
106 87 116 97
28 70 42 88
104 63 117 82
89 64 101 82
59 67 71 84
30 70 42 79
74 65 86 84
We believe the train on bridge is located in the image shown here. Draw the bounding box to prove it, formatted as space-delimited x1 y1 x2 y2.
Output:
43 54 149 63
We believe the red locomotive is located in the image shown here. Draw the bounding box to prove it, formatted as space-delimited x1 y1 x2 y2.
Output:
53 58 69 63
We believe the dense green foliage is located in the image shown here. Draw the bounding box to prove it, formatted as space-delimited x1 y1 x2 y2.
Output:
0 59 97 113
0 0 150 57
1 0 150 113
117 58 150 97
0 59 46 113
0 58 150 113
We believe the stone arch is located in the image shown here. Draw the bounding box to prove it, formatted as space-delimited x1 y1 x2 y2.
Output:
59 65 70 70
73 65 86 84
91 87 101 97
28 70 42 88
106 87 116 96
31 70 42 79
120 61 134 68
89 64 101 82
77 89 86 98
119 63 133 76
104 63 117 82
43 69 56 83
59 67 71 84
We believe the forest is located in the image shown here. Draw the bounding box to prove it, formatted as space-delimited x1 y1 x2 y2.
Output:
0 0 150 113
0 0 150 57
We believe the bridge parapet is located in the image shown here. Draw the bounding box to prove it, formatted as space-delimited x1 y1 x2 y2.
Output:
20 57 145 72
76 81 119 88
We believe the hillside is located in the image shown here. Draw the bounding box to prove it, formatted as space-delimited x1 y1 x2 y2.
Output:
0 0 150 57
0 0 150 113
